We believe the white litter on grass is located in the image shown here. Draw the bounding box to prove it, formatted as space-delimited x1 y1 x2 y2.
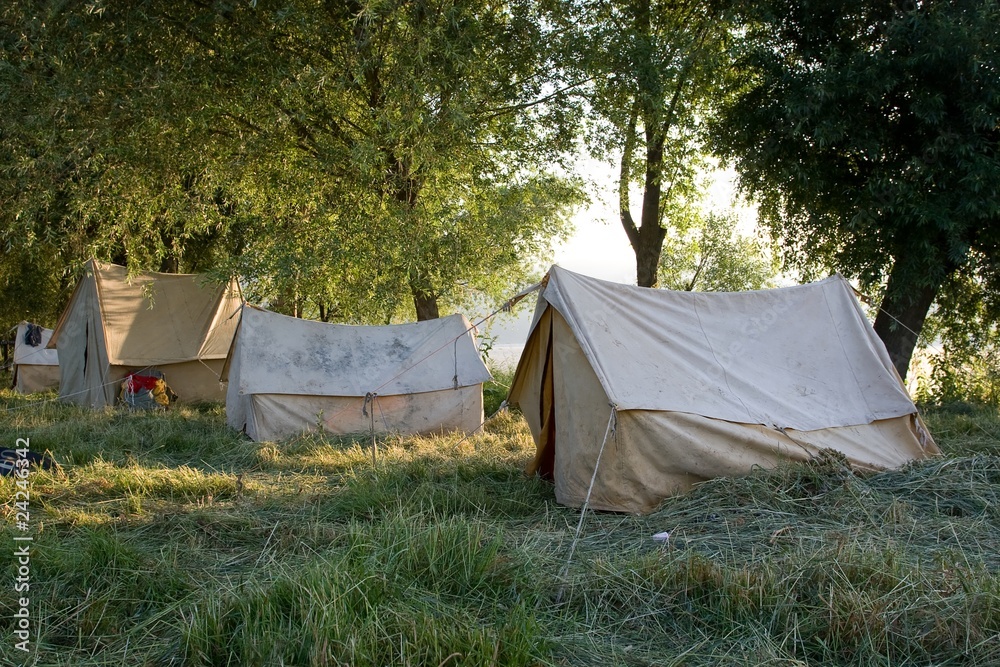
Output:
652 531 670 542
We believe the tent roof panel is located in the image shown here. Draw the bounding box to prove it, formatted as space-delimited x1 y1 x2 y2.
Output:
50 260 241 366
534 266 917 431
231 307 492 397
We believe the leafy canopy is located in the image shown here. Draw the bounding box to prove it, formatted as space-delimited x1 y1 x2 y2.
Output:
711 0 1000 375
0 0 583 324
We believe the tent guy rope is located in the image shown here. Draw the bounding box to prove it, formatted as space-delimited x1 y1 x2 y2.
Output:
555 404 618 605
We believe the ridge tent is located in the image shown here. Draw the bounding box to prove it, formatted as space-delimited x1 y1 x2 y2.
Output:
12 322 60 394
49 260 242 408
223 306 493 441
508 266 939 513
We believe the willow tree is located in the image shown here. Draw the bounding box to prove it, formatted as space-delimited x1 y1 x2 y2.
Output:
1 0 248 298
1 1 582 322
712 0 1000 378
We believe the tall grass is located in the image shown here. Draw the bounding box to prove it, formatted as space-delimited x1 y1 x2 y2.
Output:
1 386 999 666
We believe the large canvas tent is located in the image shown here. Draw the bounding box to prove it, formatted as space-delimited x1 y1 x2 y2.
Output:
223 306 492 441
50 260 242 408
508 266 939 513
12 322 60 394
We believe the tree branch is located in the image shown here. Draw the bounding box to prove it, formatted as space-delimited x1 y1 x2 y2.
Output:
473 78 591 121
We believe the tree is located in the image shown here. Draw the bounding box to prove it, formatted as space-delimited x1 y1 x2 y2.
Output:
551 0 733 287
0 1 246 284
0 251 68 336
912 260 1000 407
658 211 779 292
1 1 582 323
201 0 583 319
712 0 1000 379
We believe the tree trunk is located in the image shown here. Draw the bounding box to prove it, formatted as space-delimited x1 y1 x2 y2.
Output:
619 106 667 288
635 224 666 288
159 254 179 273
634 134 668 287
412 289 440 321
872 260 942 381
318 303 336 322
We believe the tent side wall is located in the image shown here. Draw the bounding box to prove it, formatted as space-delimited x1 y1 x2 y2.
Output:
608 411 932 513
106 360 228 405
225 307 490 441
239 386 485 442
13 323 60 394
14 365 61 394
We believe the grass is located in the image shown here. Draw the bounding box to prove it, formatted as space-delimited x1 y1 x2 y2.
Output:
1 380 999 666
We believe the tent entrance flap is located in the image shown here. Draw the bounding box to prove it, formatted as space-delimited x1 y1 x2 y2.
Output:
520 310 557 479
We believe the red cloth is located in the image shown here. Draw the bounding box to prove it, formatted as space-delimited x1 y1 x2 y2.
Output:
124 373 160 392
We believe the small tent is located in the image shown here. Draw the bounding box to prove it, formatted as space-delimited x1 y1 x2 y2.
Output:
50 260 242 408
223 306 492 441
508 266 939 513
12 322 60 394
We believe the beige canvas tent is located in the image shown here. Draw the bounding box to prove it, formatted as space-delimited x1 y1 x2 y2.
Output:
49 260 242 408
508 266 939 513
12 322 60 394
223 306 492 441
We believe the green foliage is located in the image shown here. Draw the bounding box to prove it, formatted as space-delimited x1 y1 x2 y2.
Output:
483 368 515 418
712 0 1000 373
658 211 779 292
0 249 69 334
203 0 585 319
714 0 1000 285
917 352 1000 410
913 267 1000 407
0 1 583 322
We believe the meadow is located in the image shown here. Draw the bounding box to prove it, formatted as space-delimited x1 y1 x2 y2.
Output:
2 377 999 666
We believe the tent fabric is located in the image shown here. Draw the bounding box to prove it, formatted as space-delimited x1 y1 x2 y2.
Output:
509 266 939 513
224 306 492 441
49 260 241 408
242 386 485 441
532 266 916 431
58 261 241 365
12 322 60 394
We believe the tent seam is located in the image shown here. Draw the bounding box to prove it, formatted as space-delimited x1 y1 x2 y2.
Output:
822 283 877 423
691 292 757 425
